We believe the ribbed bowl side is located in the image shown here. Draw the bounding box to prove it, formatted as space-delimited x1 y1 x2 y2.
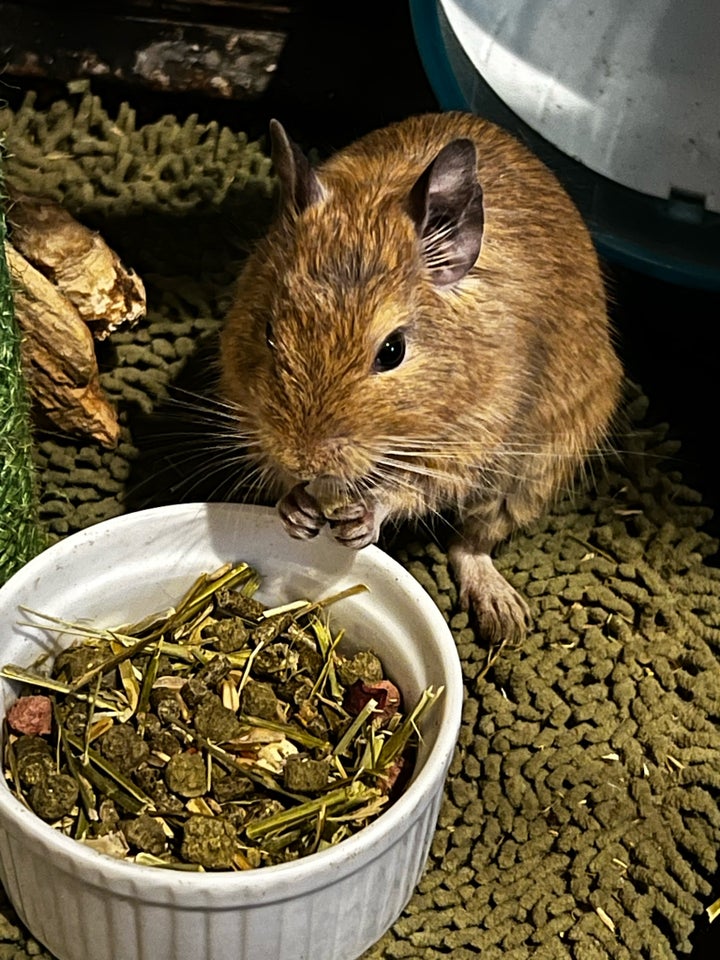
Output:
0 827 118 960
291 793 442 960
0 788 444 960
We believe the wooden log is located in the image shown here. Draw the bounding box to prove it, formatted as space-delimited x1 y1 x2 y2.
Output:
6 242 120 448
9 194 145 340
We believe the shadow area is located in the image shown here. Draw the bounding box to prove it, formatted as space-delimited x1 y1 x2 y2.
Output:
85 184 278 517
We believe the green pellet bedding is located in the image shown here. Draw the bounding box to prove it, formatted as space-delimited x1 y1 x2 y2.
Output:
1 87 720 959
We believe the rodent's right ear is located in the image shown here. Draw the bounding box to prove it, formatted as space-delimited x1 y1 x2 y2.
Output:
269 119 325 214
408 139 484 286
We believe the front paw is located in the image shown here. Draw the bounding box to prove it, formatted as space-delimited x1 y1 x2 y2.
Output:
326 500 380 550
449 546 531 647
277 484 326 540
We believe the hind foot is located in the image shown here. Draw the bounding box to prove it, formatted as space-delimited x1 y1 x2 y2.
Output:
449 544 531 646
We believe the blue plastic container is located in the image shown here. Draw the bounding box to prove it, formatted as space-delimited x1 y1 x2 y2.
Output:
410 0 720 289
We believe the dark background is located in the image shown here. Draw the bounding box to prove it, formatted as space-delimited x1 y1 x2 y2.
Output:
2 0 719 954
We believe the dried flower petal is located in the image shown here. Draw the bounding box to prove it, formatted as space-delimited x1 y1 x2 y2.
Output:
343 679 401 721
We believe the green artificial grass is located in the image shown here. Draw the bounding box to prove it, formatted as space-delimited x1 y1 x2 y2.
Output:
0 155 45 584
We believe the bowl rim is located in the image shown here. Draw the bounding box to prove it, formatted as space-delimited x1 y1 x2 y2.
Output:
0 502 464 903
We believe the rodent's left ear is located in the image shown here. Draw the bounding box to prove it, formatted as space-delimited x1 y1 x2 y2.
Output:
269 119 325 215
408 138 484 285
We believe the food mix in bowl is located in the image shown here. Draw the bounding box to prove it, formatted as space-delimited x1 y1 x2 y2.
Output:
2 560 441 870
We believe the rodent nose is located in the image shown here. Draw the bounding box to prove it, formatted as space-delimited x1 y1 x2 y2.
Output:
304 474 353 516
282 437 355 484
305 474 346 502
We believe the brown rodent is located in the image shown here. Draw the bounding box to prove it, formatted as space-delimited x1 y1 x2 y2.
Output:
219 112 623 644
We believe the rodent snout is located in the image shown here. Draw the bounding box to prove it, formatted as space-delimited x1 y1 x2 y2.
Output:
275 434 369 487
305 474 346 501
304 474 353 515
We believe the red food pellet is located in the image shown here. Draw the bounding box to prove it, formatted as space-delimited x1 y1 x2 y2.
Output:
7 695 53 736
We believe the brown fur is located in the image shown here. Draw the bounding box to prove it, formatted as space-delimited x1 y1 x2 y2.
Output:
219 112 623 643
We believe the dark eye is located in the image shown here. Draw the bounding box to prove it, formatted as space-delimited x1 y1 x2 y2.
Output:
373 329 406 372
265 321 276 350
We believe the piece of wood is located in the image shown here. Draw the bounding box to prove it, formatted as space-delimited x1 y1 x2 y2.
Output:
0 2 290 101
6 242 120 447
9 195 146 340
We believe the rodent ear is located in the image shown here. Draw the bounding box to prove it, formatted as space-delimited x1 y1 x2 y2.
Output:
269 119 325 214
408 138 484 286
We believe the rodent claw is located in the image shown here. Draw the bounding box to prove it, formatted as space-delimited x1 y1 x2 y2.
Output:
284 523 321 541
330 526 378 549
328 503 379 550
470 592 531 647
326 501 367 522
277 485 381 548
277 484 326 540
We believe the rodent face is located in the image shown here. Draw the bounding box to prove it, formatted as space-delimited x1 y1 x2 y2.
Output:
220 199 439 500
220 122 494 516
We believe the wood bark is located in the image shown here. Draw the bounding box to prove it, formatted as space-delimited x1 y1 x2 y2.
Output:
5 195 147 448
9 195 145 340
6 242 120 448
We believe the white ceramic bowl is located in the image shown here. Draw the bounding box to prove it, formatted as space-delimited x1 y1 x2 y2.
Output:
0 503 463 960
